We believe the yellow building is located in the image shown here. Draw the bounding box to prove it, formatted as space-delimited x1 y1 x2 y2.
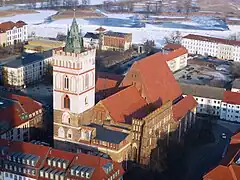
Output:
24 38 65 53
0 31 7 47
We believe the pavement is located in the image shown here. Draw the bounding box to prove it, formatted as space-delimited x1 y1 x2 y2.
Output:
183 119 240 180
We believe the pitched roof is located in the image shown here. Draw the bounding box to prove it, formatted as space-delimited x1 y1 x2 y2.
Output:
223 91 240 105
163 43 184 51
204 165 234 180
232 79 240 89
183 34 240 46
84 32 99 39
160 47 188 62
0 94 42 134
0 20 27 32
95 27 106 32
180 83 225 100
172 95 197 122
101 86 148 124
123 52 182 105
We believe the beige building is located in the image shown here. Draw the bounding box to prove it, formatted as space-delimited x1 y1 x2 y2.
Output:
24 38 65 53
0 30 7 47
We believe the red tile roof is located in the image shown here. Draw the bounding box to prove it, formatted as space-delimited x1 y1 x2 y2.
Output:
122 52 183 106
183 34 240 46
101 86 148 124
0 94 42 134
223 91 240 105
160 47 188 62
0 21 27 32
172 95 197 122
95 27 106 32
163 43 185 50
96 72 123 92
67 153 124 180
204 165 234 180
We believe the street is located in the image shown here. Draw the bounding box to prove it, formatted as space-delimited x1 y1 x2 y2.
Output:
183 119 240 180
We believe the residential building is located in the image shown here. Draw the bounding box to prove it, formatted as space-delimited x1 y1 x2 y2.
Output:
53 17 197 171
1 51 52 88
0 93 43 142
220 91 240 123
0 30 7 47
102 31 132 51
0 139 125 180
162 44 188 72
83 32 99 49
24 38 65 53
203 131 240 180
180 83 225 116
0 21 28 46
232 78 240 93
181 34 240 61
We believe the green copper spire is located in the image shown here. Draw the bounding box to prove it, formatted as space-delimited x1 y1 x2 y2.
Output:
64 13 84 53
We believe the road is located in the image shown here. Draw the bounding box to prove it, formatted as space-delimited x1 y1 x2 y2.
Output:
183 119 240 180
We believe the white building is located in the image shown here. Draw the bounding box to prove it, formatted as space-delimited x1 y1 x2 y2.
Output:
1 51 52 88
220 91 240 122
181 34 240 61
83 32 99 49
180 83 225 116
232 79 240 93
0 21 28 46
162 44 188 72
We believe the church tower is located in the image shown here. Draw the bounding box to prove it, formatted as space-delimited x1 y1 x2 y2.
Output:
53 17 96 150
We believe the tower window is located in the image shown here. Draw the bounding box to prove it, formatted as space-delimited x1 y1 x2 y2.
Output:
85 97 88 105
64 75 69 89
64 95 70 109
85 74 89 89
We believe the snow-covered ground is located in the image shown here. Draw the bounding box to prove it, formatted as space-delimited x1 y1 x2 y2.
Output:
0 10 57 24
1 10 239 47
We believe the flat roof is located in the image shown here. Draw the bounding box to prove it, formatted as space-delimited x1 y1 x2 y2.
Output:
88 123 128 144
4 51 52 68
180 83 225 100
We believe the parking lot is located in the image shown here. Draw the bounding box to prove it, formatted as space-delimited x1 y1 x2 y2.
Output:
174 56 233 88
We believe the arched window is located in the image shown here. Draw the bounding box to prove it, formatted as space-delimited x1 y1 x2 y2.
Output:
67 129 73 139
85 74 89 89
64 95 70 109
64 75 69 89
58 127 65 138
62 112 70 124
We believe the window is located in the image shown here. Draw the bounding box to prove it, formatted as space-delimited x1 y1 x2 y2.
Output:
64 95 70 109
62 112 70 124
64 76 69 89
58 127 65 138
85 97 88 105
67 129 73 139
85 74 89 89
5 173 8 177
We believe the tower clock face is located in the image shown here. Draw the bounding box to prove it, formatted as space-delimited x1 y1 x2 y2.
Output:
62 112 70 124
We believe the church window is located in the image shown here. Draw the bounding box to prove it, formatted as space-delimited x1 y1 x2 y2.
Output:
58 127 65 138
67 129 72 139
64 95 70 109
85 74 89 89
64 76 69 89
85 97 88 105
62 112 70 124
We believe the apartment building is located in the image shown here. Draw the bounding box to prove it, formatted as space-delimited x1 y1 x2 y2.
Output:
0 93 43 142
0 21 28 46
1 51 52 88
83 32 99 49
180 83 225 116
181 34 240 61
162 44 188 72
0 139 124 180
220 91 240 123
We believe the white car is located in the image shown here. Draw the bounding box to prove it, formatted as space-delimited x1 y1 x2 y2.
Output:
221 133 227 139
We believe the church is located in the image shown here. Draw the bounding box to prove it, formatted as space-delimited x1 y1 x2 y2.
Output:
52 17 198 171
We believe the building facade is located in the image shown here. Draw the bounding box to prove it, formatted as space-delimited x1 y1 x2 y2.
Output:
83 32 99 49
0 21 28 46
1 51 52 88
181 34 240 61
0 139 125 180
220 91 240 123
0 30 7 47
0 94 43 142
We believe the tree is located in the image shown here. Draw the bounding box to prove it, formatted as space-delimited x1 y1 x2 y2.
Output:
44 63 53 83
144 40 156 54
164 31 182 45
228 33 237 40
184 0 192 15
1 67 8 86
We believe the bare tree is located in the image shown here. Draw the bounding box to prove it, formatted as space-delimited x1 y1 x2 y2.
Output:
164 31 182 44
228 33 237 40
184 0 192 15
1 67 8 86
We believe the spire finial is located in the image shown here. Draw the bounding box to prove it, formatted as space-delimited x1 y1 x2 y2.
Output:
73 8 76 19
